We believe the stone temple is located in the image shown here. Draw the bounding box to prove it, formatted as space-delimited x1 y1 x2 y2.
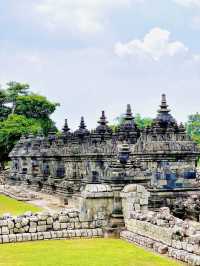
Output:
8 94 200 207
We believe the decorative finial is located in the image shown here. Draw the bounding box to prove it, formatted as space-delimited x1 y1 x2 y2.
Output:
75 116 89 138
179 122 185 132
158 94 170 113
98 111 108 126
62 119 70 133
96 111 111 134
79 116 87 129
126 104 132 116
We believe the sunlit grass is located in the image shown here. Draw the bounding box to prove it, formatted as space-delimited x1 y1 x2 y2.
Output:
0 194 42 216
0 239 183 266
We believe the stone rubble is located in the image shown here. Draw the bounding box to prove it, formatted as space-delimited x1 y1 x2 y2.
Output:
121 184 200 265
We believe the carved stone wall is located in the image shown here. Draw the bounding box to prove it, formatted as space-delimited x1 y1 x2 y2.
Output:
8 95 200 196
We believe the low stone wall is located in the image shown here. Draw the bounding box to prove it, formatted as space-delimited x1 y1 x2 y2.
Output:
0 209 104 244
121 230 200 265
121 184 200 265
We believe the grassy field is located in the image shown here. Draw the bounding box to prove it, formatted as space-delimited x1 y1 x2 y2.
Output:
0 239 183 266
0 194 42 216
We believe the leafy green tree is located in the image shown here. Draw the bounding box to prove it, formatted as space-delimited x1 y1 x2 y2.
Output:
0 114 42 164
14 94 59 135
6 81 29 113
111 113 153 130
15 94 59 119
0 81 59 167
186 113 200 145
134 113 153 129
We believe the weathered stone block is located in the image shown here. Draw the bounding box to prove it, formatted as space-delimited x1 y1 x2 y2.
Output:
37 232 44 240
53 222 61 231
22 233 31 241
2 235 9 243
21 218 29 226
7 221 14 229
60 223 67 229
59 216 69 223
43 232 51 239
37 225 47 232
1 226 9 235
47 217 53 225
9 234 16 243
16 234 23 242
31 233 38 241
38 221 46 226
29 227 37 233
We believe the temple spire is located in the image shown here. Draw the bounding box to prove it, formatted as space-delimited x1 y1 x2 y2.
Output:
98 111 108 126
179 122 185 132
96 111 111 134
153 93 177 129
79 116 86 129
75 116 89 138
125 104 133 120
62 119 70 133
158 94 171 113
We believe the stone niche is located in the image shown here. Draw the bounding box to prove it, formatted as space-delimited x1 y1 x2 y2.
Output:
69 184 115 222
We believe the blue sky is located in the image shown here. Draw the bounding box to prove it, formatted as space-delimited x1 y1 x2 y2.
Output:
0 0 200 129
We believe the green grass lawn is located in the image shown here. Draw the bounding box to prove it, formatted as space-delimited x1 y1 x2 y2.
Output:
0 239 183 266
0 194 42 216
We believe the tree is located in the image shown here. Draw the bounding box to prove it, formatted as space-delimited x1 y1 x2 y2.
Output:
186 113 200 145
15 94 59 119
15 94 59 135
134 113 153 129
6 81 29 113
0 81 59 167
0 114 42 164
111 113 153 130
0 89 11 120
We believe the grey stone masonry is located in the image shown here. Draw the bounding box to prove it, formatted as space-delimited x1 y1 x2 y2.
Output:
0 209 104 244
121 184 200 265
8 94 200 200
121 230 200 265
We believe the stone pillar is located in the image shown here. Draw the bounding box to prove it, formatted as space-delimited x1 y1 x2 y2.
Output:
69 184 114 222
121 184 150 220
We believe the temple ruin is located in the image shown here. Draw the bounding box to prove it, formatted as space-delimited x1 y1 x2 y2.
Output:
8 94 200 209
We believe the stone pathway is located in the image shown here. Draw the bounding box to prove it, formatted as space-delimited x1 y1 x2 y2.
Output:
0 185 66 213
28 192 65 213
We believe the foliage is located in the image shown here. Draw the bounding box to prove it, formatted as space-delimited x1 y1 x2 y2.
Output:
0 114 42 162
6 81 29 113
0 194 42 215
15 94 59 119
186 113 200 145
0 90 11 120
0 82 59 164
134 113 153 129
0 239 182 266
110 113 153 131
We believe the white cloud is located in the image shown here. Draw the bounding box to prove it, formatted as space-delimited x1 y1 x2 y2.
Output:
0 44 200 130
173 0 200 7
34 0 143 34
114 28 188 60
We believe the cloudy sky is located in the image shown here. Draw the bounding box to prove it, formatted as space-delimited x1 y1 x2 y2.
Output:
0 0 200 130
